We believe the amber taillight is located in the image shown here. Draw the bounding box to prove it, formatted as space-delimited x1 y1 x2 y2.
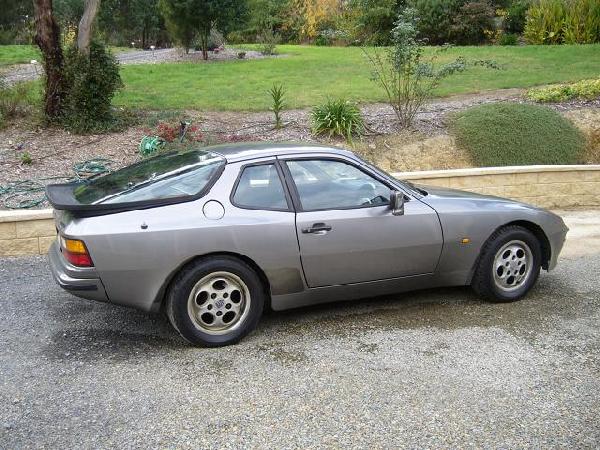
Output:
60 236 94 267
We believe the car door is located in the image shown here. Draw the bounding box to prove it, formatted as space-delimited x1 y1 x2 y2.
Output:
281 156 443 288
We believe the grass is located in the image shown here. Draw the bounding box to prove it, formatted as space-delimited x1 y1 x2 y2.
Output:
449 103 586 166
3 43 600 112
114 44 600 111
0 45 40 66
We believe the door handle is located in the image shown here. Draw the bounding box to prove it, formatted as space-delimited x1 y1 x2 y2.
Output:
302 222 332 234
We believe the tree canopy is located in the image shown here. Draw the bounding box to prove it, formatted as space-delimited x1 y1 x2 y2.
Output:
158 0 247 58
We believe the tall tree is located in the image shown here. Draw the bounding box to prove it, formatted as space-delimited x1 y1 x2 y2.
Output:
159 0 247 59
347 0 405 45
0 0 33 44
99 0 163 48
286 0 340 42
33 0 65 119
77 0 101 53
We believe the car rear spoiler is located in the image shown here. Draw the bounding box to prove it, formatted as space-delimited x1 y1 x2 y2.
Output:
45 181 211 217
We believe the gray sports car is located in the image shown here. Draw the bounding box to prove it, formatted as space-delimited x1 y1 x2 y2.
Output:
47 143 568 347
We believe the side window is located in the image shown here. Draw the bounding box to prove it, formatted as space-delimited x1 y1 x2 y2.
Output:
232 163 289 210
287 159 390 211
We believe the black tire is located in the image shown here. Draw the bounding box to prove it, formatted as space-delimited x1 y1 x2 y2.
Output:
166 256 265 347
472 225 542 302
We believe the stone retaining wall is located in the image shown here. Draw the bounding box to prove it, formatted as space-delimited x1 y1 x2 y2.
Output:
0 165 598 257
0 210 55 257
392 165 600 210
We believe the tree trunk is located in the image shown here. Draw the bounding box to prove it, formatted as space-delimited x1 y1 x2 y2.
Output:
77 0 101 54
33 0 64 120
200 30 209 61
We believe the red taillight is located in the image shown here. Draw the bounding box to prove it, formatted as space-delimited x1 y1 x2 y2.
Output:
60 236 94 267
63 251 93 267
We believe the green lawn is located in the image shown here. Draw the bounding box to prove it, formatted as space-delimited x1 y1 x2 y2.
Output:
3 44 600 111
115 44 600 111
0 45 40 66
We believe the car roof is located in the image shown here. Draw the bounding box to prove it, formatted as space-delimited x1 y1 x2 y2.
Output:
204 142 357 162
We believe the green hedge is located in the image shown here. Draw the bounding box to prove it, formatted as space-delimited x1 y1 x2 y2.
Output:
449 103 586 166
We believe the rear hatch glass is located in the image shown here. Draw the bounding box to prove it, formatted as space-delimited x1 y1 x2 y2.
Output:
46 150 225 213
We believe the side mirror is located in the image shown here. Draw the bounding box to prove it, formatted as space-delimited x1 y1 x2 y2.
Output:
390 190 405 216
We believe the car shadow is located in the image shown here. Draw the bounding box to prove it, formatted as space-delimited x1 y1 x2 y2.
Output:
44 275 571 360
45 299 187 362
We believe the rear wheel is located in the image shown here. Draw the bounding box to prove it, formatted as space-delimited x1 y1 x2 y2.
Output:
166 256 265 347
472 225 542 302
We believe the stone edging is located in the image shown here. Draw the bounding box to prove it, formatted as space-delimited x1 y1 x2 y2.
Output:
391 164 600 211
1 165 599 257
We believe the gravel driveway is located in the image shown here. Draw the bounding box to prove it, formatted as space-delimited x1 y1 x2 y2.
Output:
1 210 599 448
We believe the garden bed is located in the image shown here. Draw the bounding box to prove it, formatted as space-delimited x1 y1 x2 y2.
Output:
0 91 598 209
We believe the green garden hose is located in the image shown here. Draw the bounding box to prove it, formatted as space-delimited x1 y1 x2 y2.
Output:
0 158 115 210
139 135 165 157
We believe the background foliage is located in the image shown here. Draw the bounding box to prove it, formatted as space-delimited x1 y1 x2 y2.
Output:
1 0 598 47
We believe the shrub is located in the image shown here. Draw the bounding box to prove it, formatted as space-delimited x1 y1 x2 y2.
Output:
61 42 123 133
450 1 496 45
562 0 600 44
499 32 519 45
257 28 280 55
408 0 464 44
505 0 530 34
0 80 36 120
526 78 600 102
524 0 600 44
195 28 225 51
311 99 364 141
20 152 33 165
365 8 498 129
449 103 585 166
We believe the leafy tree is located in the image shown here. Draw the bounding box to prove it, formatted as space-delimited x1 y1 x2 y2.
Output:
408 0 463 44
54 0 85 30
159 0 248 58
346 0 405 45
99 0 164 48
285 0 340 42
246 0 288 32
450 1 495 45
0 0 33 44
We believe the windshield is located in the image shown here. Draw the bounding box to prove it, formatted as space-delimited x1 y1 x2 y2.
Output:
354 157 423 197
73 150 225 205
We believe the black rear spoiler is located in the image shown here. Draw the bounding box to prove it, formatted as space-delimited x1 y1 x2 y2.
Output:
45 181 215 218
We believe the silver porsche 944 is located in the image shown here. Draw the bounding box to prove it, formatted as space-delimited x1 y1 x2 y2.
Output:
47 143 568 347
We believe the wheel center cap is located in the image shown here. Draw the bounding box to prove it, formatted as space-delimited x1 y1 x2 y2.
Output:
215 299 225 308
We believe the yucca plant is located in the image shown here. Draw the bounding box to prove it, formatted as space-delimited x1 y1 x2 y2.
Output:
269 83 285 129
311 99 364 142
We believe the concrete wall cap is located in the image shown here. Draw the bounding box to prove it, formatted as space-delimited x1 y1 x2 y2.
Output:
0 209 54 223
391 165 600 180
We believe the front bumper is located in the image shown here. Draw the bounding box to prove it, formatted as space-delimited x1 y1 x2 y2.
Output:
48 241 109 303
547 227 568 271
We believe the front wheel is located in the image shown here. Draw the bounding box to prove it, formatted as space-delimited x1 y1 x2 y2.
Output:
166 256 265 347
472 225 542 302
